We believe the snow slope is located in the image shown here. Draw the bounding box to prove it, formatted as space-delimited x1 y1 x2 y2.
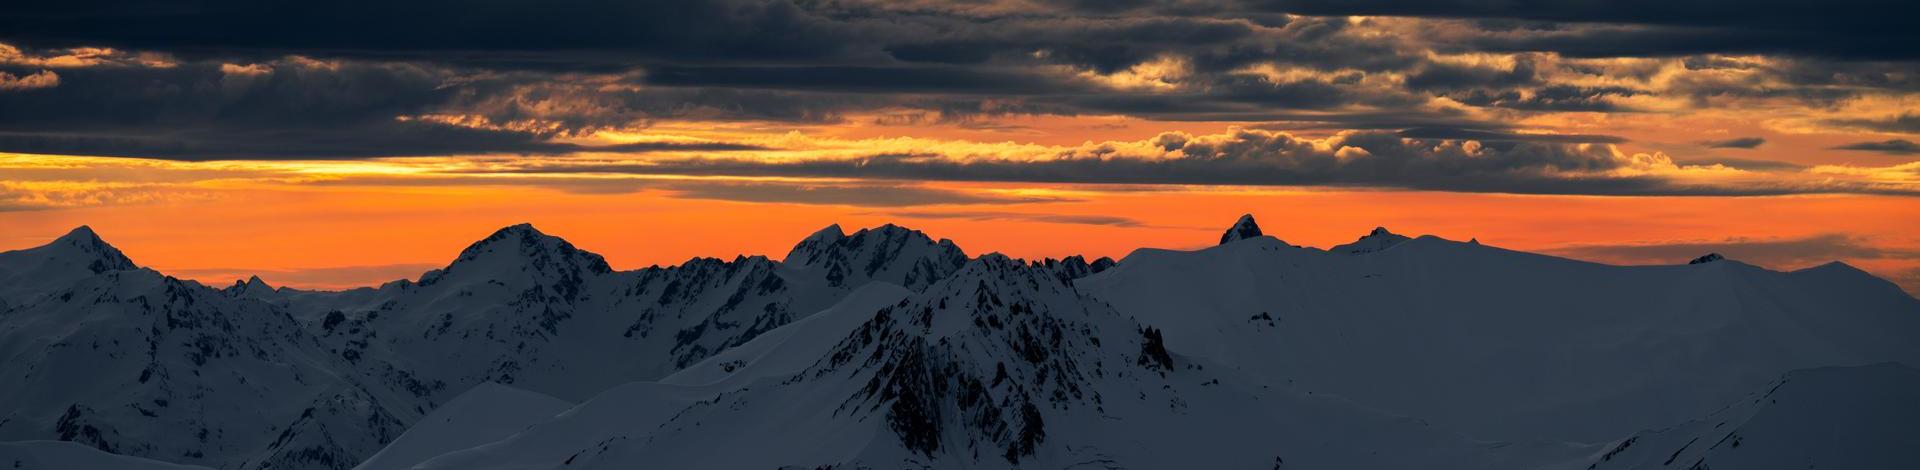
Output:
1583 362 1920 470
350 383 571 470
0 440 214 470
364 255 1594 469
1076 215 1920 443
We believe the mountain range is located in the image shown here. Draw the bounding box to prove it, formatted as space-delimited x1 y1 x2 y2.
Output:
1 215 1915 469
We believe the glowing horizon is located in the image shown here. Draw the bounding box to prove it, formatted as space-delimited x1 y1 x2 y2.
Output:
1 2 1916 293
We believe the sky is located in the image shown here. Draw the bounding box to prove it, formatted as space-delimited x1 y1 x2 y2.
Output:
0 0 1916 293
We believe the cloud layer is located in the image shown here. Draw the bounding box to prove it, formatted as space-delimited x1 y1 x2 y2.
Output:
0 1 1915 197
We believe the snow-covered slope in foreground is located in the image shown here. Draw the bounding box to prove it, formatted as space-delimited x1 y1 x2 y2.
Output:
375 255 1595 469
1583 362 1920 470
1077 215 1920 443
0 440 214 470
351 383 572 470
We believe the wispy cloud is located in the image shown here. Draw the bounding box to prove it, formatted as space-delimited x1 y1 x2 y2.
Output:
883 210 1148 227
662 181 1075 207
1700 137 1765 149
1832 139 1920 155
458 129 1920 197
1544 233 1920 268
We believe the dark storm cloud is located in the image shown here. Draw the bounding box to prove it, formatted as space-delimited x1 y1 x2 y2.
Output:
0 0 1913 165
0 53 846 159
1397 127 1625 144
1403 59 1538 92
641 65 1076 94
0 58 448 132
468 130 1918 197
1257 0 1920 60
1823 114 1920 135
0 0 858 63
1445 85 1641 112
1245 113 1514 131
0 126 766 161
1700 137 1765 149
1546 233 1920 267
661 181 1075 206
1830 139 1920 155
885 211 1148 227
1458 25 1916 61
297 173 1065 207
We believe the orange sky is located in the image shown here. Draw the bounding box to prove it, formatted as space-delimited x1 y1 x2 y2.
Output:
2 40 1917 294
3 172 1916 295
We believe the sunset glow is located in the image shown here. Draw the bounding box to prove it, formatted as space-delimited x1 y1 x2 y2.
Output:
1 2 1916 292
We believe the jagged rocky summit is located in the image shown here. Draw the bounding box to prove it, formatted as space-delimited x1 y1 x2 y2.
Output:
1218 213 1264 245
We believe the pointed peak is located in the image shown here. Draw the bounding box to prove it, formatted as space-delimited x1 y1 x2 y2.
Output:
1330 225 1413 255
1688 253 1726 265
785 224 849 265
26 225 137 273
57 225 103 243
807 223 846 241
455 223 556 252
438 223 611 280
1219 214 1263 245
226 275 275 294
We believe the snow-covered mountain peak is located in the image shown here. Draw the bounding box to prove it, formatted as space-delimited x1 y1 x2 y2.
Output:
1329 225 1413 254
1218 213 1264 245
423 223 612 286
0 225 140 296
781 223 967 291
224 275 276 296
781 223 847 265
29 225 136 272
1688 252 1726 264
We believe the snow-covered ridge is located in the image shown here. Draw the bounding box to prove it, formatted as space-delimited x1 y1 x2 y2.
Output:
783 222 968 291
1327 226 1411 254
0 221 1045 470
2 216 1916 470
